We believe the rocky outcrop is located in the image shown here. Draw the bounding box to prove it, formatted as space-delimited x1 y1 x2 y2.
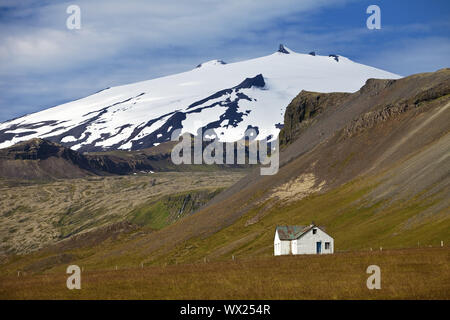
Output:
358 78 396 96
343 77 450 138
0 138 175 179
279 91 350 146
277 44 290 54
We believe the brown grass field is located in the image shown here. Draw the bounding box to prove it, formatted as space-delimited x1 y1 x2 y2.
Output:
0 247 448 299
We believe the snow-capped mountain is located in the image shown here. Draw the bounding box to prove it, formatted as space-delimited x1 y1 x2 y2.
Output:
0 45 400 152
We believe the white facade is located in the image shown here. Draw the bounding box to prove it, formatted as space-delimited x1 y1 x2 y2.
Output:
274 229 291 256
274 225 334 256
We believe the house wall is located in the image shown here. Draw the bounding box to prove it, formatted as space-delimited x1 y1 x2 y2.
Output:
296 228 334 254
292 239 298 254
274 231 291 256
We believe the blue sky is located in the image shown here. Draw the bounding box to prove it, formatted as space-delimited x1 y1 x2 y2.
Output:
0 0 449 122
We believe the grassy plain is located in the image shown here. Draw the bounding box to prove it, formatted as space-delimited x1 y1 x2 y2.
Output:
0 247 448 299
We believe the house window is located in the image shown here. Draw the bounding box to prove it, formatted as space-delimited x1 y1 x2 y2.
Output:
325 242 330 250
313 228 317 234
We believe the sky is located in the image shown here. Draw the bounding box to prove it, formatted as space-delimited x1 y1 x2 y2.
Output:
0 0 449 122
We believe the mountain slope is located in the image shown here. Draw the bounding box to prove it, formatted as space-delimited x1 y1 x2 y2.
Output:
0 137 247 179
0 69 448 273
65 68 450 268
0 138 96 179
0 45 399 152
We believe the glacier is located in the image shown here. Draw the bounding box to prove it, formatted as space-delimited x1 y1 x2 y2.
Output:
0 45 401 152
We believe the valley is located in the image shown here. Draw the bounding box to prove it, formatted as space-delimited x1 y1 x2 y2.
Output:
0 68 448 300
1 0 448 304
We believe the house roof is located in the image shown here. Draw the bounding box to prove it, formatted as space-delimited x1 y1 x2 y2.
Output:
276 225 314 240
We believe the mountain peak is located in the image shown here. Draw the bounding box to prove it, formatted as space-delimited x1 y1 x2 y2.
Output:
329 54 339 62
277 44 292 54
234 74 265 89
196 59 227 68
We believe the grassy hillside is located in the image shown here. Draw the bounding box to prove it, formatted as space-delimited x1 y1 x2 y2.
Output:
130 189 224 230
154 174 448 266
43 69 447 270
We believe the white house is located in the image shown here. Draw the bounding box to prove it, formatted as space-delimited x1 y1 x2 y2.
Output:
274 224 334 256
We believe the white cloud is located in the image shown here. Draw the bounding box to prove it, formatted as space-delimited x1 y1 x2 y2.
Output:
0 0 354 121
0 0 348 73
0 0 448 122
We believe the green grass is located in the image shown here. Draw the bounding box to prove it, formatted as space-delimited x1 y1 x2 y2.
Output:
4 171 446 275
130 189 223 230
149 176 449 265
0 169 448 278
132 201 168 229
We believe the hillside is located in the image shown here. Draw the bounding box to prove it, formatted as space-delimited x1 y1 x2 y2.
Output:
0 138 173 179
0 69 448 275
0 138 98 179
0 138 247 179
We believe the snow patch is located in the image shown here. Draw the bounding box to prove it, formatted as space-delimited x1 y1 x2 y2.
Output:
61 135 77 143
